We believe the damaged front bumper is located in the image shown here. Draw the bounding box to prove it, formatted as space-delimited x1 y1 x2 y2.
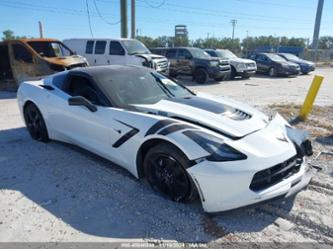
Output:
187 114 315 213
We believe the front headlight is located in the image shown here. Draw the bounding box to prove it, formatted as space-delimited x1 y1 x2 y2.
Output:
183 130 247 162
210 61 219 67
236 63 246 70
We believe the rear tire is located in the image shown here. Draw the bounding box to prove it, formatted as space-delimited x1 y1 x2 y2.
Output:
143 143 197 202
23 103 49 142
194 68 208 84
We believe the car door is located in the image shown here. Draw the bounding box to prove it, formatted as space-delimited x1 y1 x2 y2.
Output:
108 41 126 65
176 49 193 75
93 40 107 65
256 54 269 73
9 42 37 82
165 49 178 74
47 73 133 165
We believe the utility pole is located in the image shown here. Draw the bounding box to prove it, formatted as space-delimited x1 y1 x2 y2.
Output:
38 21 44 38
312 0 324 62
120 0 128 38
230 19 237 39
131 0 135 38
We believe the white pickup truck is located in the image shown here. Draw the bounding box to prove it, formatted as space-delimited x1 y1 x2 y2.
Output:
63 38 169 75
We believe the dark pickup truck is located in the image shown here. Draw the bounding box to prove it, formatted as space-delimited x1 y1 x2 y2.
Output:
150 47 230 84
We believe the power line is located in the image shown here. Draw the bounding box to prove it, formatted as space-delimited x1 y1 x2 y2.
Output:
85 0 94 37
143 0 166 8
93 0 120 25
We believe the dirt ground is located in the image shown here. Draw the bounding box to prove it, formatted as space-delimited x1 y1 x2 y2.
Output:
0 68 332 245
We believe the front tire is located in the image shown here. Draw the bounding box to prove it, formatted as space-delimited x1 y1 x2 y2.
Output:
194 68 208 84
268 67 277 77
23 103 49 142
143 143 197 202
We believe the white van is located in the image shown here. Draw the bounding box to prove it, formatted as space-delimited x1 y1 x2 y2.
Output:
63 38 169 74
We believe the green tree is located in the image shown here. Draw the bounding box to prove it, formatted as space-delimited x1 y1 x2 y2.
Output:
2 29 27 41
318 36 333 49
136 36 158 48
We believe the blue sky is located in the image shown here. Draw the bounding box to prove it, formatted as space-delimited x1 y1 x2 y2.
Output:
0 0 332 41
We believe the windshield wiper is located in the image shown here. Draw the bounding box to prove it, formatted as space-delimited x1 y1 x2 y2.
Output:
150 73 174 97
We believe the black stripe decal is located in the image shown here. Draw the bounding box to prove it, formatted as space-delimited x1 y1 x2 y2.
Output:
112 128 139 148
158 124 196 136
112 120 139 148
145 119 177 137
182 130 218 154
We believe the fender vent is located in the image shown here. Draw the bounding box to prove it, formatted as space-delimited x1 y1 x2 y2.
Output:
250 156 302 191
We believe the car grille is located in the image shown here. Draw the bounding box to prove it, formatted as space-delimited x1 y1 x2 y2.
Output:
66 63 87 70
154 59 169 72
249 156 302 191
246 63 256 68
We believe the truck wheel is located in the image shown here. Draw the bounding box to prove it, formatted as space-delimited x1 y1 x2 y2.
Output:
230 66 236 79
194 68 208 84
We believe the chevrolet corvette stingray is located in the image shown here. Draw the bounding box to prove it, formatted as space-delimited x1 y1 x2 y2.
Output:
17 65 314 212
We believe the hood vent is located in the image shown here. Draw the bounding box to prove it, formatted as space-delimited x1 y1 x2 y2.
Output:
224 108 252 121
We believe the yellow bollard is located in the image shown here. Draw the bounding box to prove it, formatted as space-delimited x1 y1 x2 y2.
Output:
299 75 324 120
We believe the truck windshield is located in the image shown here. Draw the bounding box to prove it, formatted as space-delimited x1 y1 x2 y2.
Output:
28 41 74 58
187 48 210 59
123 40 151 55
216 49 237 59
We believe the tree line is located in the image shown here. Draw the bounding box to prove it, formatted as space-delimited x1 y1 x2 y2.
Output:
2 29 333 51
136 35 333 51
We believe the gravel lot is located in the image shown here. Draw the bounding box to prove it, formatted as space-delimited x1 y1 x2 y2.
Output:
0 68 332 244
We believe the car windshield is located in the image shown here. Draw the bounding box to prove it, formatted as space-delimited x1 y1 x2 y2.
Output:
188 48 211 59
266 53 287 62
281 53 300 61
216 49 237 59
95 68 193 108
28 41 73 57
123 40 151 55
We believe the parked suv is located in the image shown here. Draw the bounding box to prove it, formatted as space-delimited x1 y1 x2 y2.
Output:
150 47 230 84
249 52 300 77
205 49 257 79
63 38 169 75
277 53 315 74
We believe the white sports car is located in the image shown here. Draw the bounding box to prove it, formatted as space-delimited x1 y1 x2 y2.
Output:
17 65 314 213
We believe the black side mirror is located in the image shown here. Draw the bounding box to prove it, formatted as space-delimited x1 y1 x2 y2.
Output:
68 96 97 112
185 54 192 60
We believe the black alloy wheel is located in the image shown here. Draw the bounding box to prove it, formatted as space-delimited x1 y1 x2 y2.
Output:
144 144 197 202
23 103 49 142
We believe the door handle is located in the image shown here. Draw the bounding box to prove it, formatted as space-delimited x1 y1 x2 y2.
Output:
107 60 110 64
94 59 97 63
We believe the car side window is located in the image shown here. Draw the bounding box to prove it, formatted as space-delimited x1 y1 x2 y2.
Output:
110 41 125 55
94 41 106 54
177 49 192 59
257 55 267 61
206 51 216 57
166 49 177 59
249 54 256 60
85 40 94 54
65 75 105 106
12 44 33 63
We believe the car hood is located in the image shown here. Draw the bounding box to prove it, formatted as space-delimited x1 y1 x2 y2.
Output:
134 93 269 139
277 61 299 67
230 57 256 64
135 53 166 60
43 55 87 66
291 59 314 66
